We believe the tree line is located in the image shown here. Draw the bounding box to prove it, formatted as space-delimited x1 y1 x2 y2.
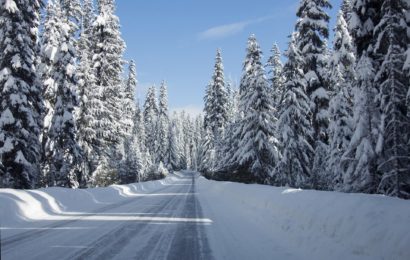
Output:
201 0 410 199
0 0 204 189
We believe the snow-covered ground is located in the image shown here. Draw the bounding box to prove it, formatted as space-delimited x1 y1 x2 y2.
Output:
197 177 410 260
1 172 409 260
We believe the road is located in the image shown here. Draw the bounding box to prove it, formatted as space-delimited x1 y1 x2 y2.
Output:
1 172 213 260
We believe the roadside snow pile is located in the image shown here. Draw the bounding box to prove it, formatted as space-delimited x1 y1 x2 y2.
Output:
0 175 179 227
197 177 410 260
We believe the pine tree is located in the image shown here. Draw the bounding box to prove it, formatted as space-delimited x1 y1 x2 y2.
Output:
60 0 82 35
218 35 271 178
76 0 99 186
39 0 62 186
134 100 146 152
0 0 43 189
232 35 279 183
342 0 383 194
133 101 147 179
157 81 170 165
199 127 215 173
119 60 137 184
274 33 314 188
225 80 237 120
122 61 136 137
295 0 332 188
168 118 182 171
82 0 95 32
375 0 410 199
266 43 285 110
342 55 379 193
203 81 213 131
77 0 94 62
144 86 158 163
326 10 356 190
209 49 229 140
44 1 83 188
90 0 125 179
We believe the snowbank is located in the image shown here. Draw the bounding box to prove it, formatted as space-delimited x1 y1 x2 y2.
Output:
0 175 180 227
197 177 410 260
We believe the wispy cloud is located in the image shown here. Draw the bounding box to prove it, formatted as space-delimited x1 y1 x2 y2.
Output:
198 16 272 41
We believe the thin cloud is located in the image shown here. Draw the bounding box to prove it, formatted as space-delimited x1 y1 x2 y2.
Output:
198 16 272 41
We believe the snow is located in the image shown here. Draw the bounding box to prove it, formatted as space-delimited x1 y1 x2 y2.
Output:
4 0 18 13
11 54 21 69
0 108 15 126
44 46 58 63
197 176 410 260
1 173 409 259
14 150 30 166
0 137 14 153
311 87 329 100
4 76 16 91
0 175 182 227
66 64 75 77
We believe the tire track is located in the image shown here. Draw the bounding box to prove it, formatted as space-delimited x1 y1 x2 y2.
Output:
70 183 187 260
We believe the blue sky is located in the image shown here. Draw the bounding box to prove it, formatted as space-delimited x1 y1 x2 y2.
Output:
116 0 342 116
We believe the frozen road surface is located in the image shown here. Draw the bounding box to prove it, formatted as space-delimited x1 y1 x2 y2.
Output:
1 172 213 260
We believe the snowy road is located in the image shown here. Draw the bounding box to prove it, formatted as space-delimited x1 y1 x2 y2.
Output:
2 172 410 260
1 172 213 260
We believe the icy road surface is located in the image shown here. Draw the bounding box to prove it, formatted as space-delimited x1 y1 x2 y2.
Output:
1 172 213 260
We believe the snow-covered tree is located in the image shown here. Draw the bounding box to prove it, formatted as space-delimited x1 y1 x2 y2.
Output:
375 0 410 199
60 0 82 35
342 0 383 194
76 0 98 186
342 56 379 193
232 35 279 183
39 1 61 186
266 43 285 110
157 81 170 165
295 0 332 187
206 49 229 140
203 81 213 131
0 0 43 189
90 0 125 178
326 10 356 190
119 60 137 184
199 127 215 173
77 0 94 61
82 0 95 32
144 86 158 163
121 60 136 137
133 101 147 180
168 118 182 171
225 80 238 120
44 2 83 188
134 100 146 152
274 33 314 187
